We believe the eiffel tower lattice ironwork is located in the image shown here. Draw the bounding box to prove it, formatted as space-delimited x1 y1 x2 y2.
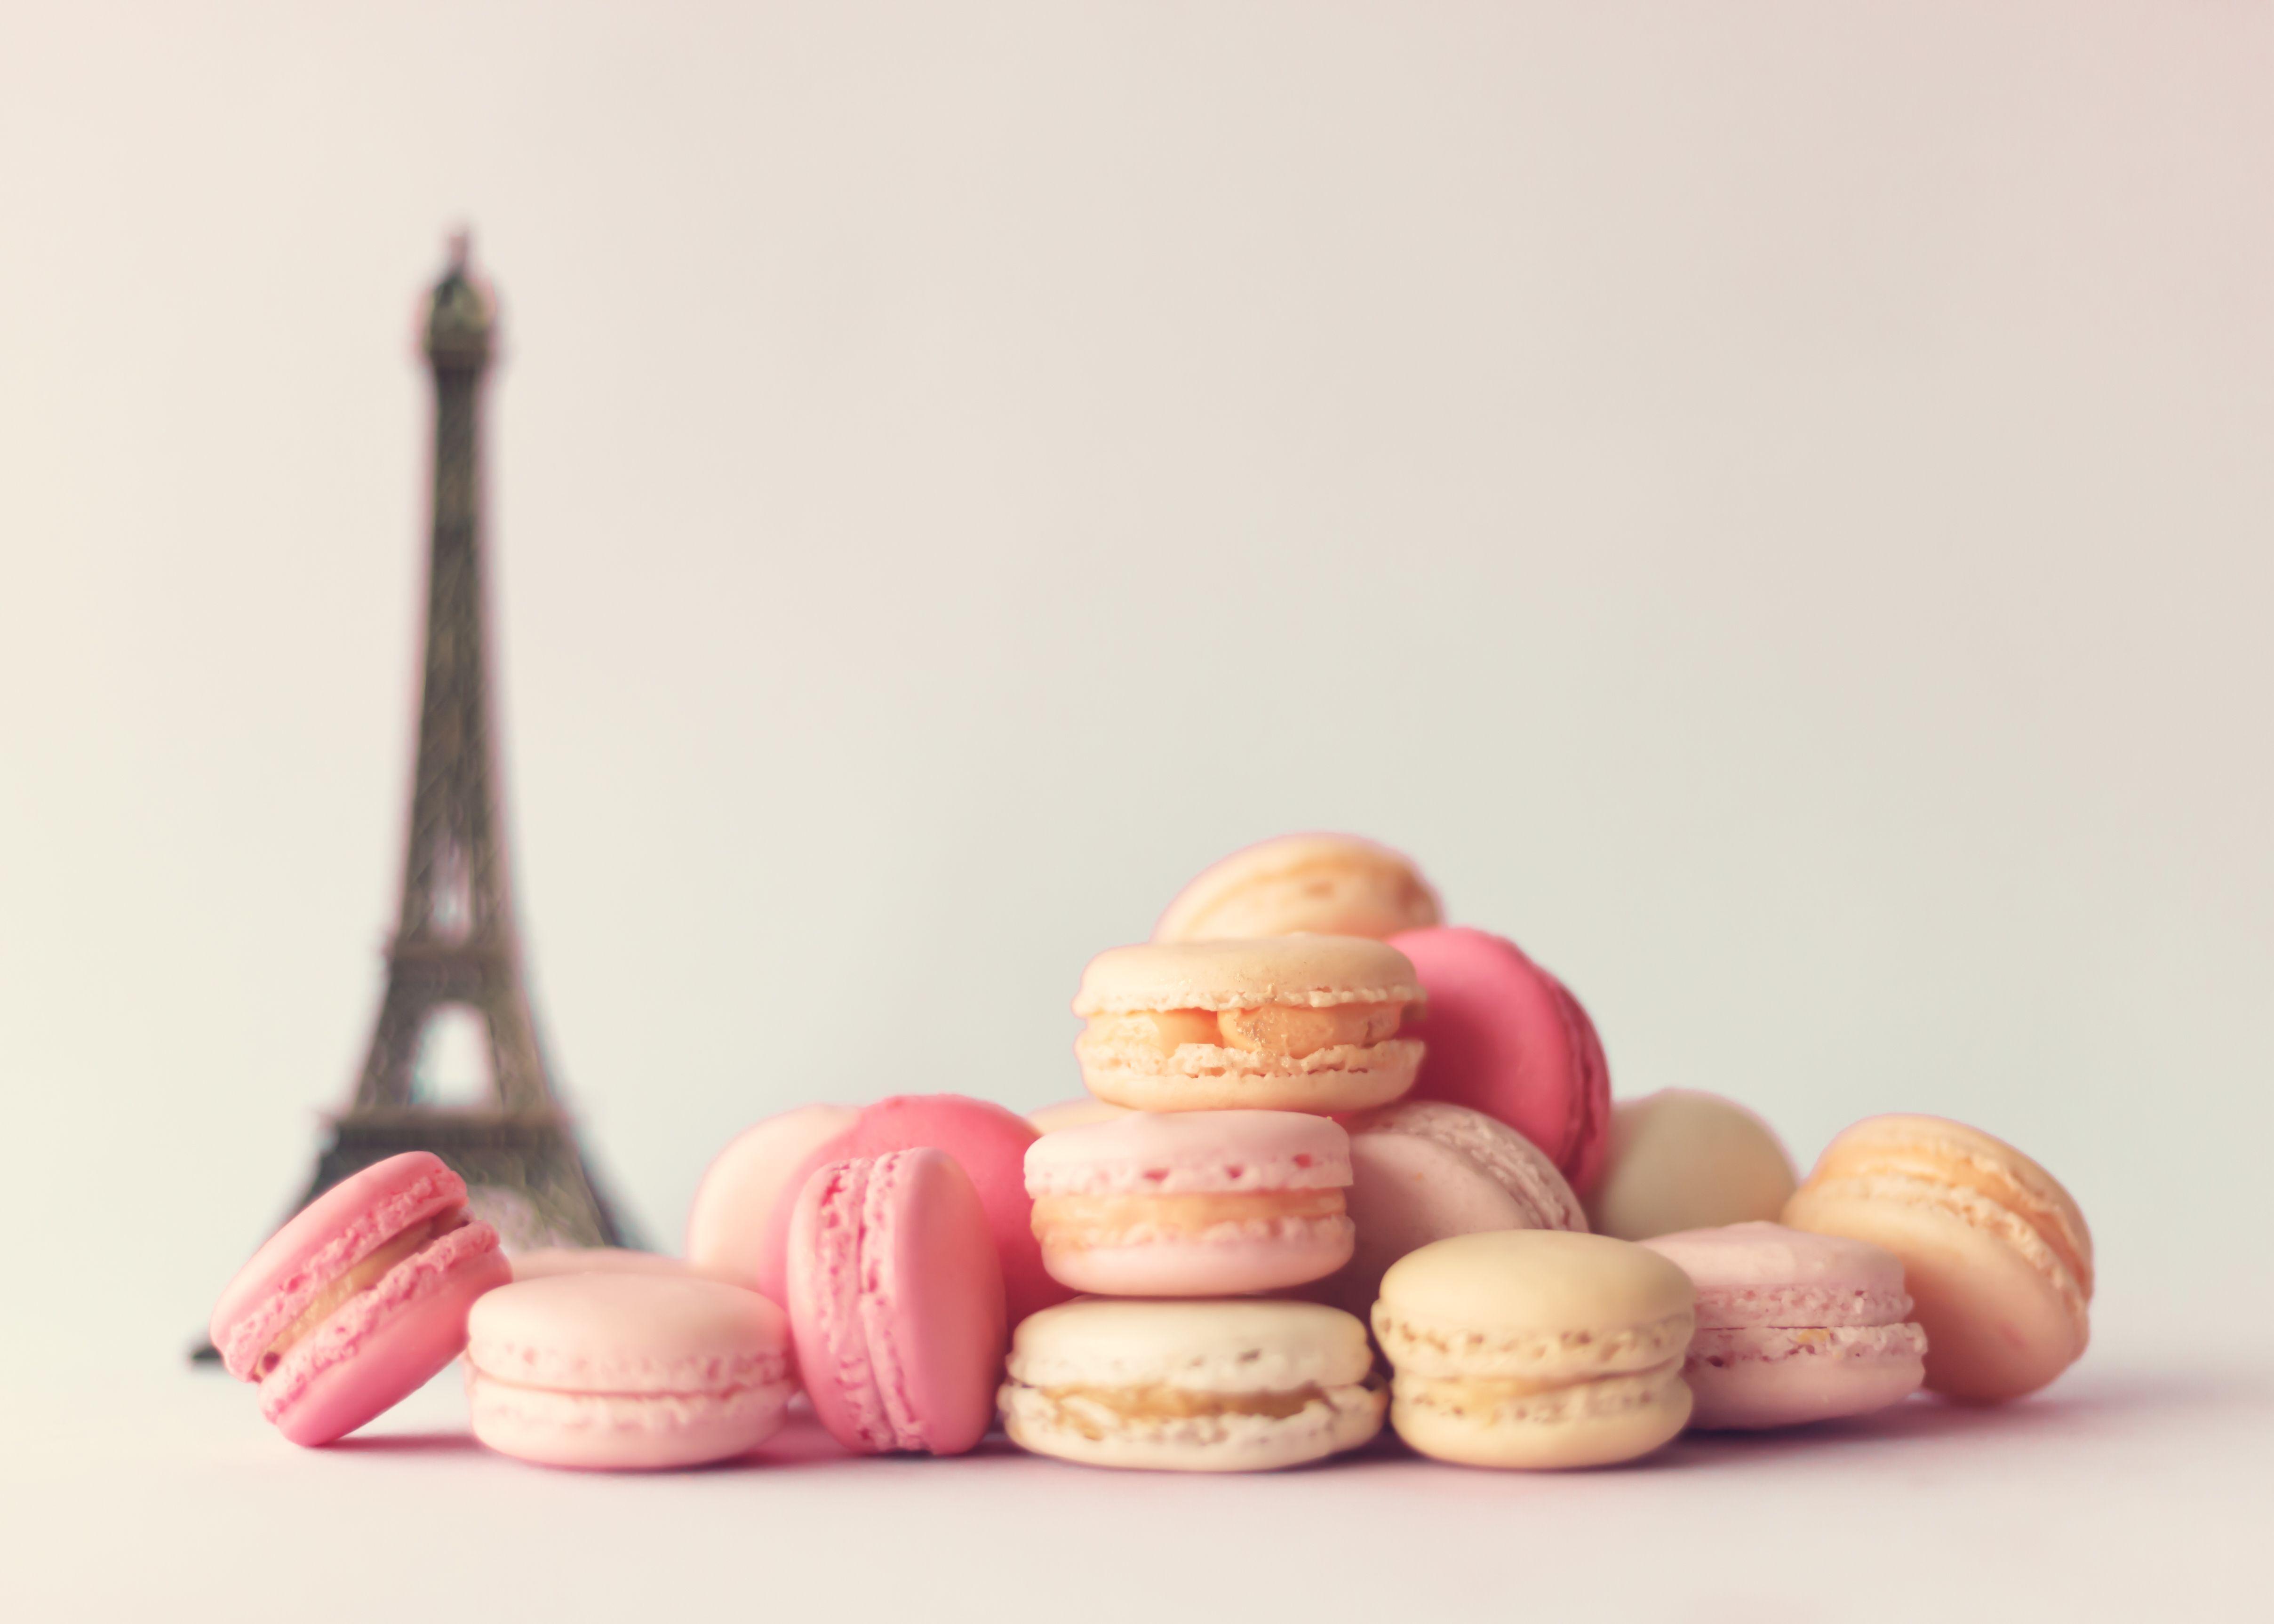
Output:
204 240 631 1357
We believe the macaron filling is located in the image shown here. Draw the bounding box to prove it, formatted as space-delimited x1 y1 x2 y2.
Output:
1402 1360 1687 1423
1007 1379 1364 1437
1031 1187 1348 1246
1084 1001 1408 1061
255 1209 472 1377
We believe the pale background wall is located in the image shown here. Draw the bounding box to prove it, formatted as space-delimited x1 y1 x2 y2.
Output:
1 2 2267 1391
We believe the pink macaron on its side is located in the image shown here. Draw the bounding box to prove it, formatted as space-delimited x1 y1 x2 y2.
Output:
209 1151 511 1447
787 1149 1008 1457
750 1094 1066 1324
1026 1110 1356 1297
1642 1222 1927 1430
1388 926 1611 1194
466 1273 798 1470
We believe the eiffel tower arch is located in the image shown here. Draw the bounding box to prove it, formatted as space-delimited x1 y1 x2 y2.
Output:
203 240 633 1359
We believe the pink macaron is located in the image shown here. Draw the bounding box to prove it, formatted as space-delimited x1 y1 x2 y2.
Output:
738 1094 1066 1324
1642 1222 1927 1429
209 1151 510 1446
467 1273 798 1469
787 1149 1008 1457
1388 926 1611 1194
1026 1110 1356 1297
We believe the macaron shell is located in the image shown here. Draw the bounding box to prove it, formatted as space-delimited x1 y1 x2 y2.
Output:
1389 928 1611 1194
1587 1091 1799 1241
1389 1365 1691 1469
1150 833 1442 943
1784 1179 2085 1401
510 1247 693 1282
465 1371 794 1471
751 1095 1065 1323
1075 936 1424 1015
264 1227 510 1447
1046 1224 1355 1297
1682 1323 1926 1429
685 1104 862 1290
789 1150 1008 1457
211 1150 470 1377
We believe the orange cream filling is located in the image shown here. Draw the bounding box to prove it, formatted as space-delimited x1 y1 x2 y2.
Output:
1417 1360 1680 1408
1032 1187 1345 1244
1084 1001 1405 1061
1812 1143 2091 1294
257 1210 469 1376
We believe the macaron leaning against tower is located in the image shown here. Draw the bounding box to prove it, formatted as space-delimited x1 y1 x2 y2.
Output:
209 1151 511 1447
1000 1298 1385 1472
1152 833 1442 942
1074 936 1425 1114
1026 1110 1355 1296
1784 1115 2092 1402
1373 1230 1695 1469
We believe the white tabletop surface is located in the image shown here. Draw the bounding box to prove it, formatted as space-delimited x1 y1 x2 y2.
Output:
11 1284 2267 1624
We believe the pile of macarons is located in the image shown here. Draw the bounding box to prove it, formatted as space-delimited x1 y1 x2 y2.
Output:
210 832 2095 1473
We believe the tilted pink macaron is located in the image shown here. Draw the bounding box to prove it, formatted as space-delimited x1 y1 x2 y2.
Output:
1310 1099 1588 1316
1026 1110 1356 1296
1389 926 1611 1194
787 1149 1008 1457
691 1094 1067 1324
209 1151 509 1447
466 1273 797 1469
1642 1222 1927 1430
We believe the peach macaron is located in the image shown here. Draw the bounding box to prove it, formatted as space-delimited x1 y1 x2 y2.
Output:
1026 1110 1355 1296
1152 833 1441 943
1783 1115 2092 1401
1073 936 1425 1114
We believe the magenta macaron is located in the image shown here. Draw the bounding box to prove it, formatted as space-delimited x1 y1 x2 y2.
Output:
209 1151 510 1446
1642 1221 1928 1430
1025 1109 1356 1296
1389 926 1612 1194
787 1148 1009 1457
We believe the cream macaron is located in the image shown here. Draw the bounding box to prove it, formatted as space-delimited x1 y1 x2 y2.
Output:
1374 1230 1696 1469
1585 1090 1799 1241
1783 1115 2091 1401
1153 833 1442 943
999 1297 1385 1472
1073 936 1425 1113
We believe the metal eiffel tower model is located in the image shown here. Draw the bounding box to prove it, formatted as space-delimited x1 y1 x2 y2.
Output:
221 241 631 1329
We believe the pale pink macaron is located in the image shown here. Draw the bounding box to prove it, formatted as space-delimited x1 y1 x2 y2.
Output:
786 1148 1008 1456
209 1151 510 1447
1310 1099 1587 1316
1642 1222 1927 1430
1026 1110 1355 1296
466 1273 797 1469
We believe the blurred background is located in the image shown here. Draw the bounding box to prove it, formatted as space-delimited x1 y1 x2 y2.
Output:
1 2 2267 1384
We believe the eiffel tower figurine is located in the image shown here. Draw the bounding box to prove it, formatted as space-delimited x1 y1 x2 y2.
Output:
199 239 631 1360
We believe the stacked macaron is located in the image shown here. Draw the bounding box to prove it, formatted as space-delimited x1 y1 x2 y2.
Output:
208 828 2097 1478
